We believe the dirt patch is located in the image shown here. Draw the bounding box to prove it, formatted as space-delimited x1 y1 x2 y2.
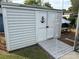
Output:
59 29 75 46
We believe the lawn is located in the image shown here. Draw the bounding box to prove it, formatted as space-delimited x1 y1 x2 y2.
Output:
0 45 50 59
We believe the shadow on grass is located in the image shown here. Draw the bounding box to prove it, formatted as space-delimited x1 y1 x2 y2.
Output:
11 44 50 59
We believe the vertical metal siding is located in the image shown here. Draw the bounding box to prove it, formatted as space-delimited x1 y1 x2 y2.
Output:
3 8 36 51
54 12 62 38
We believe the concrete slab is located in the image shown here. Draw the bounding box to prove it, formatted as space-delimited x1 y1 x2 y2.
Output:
39 39 73 59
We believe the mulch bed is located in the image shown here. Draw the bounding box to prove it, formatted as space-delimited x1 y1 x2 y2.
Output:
0 32 6 51
0 43 6 51
59 31 75 46
59 38 74 46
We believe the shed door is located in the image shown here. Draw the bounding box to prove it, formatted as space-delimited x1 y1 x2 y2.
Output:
47 12 56 39
36 11 47 42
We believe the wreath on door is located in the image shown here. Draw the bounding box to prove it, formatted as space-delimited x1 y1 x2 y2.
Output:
41 16 45 23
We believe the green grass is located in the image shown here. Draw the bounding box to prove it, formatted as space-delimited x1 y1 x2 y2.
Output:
0 45 49 59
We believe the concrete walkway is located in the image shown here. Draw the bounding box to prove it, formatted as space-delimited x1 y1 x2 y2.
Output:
60 51 79 59
39 39 73 59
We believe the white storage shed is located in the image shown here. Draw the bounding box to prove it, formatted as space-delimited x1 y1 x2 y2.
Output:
0 2 62 51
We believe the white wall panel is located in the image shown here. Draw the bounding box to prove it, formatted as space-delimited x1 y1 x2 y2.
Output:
2 7 36 51
54 11 62 38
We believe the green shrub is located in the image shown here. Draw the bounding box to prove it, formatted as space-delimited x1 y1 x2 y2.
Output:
68 15 76 27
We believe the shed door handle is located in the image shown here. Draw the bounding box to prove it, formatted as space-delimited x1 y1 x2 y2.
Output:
46 26 49 28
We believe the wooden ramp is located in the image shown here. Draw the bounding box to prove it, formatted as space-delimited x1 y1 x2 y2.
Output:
38 39 73 59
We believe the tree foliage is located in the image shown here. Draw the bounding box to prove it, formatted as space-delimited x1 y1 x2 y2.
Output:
71 0 79 14
24 0 41 6
44 2 52 8
24 0 52 8
67 7 73 12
